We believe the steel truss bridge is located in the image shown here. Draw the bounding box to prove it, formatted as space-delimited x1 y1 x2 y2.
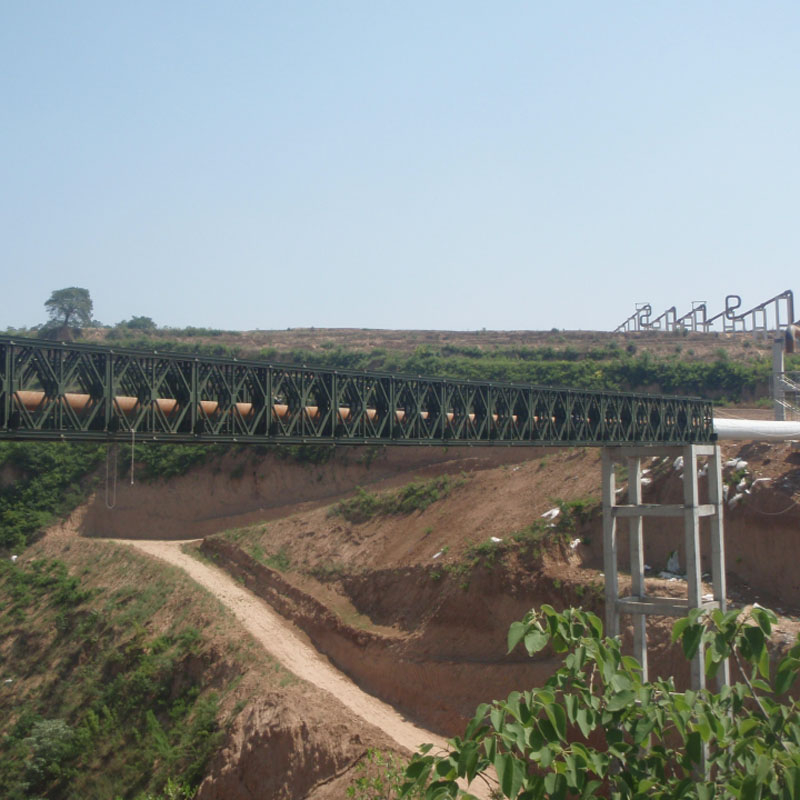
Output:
0 336 713 447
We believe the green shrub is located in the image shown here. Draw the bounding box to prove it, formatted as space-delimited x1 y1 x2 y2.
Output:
266 546 292 572
123 443 223 481
331 476 462 523
553 496 600 533
101 333 779 401
0 442 105 550
347 748 422 799
0 556 229 799
401 604 800 799
465 539 507 568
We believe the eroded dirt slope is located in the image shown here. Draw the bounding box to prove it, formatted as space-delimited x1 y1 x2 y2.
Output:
79 434 800 743
5 523 407 800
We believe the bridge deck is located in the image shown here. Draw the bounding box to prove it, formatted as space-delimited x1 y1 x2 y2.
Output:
0 336 713 446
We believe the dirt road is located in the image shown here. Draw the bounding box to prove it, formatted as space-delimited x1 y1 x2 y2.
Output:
123 539 492 797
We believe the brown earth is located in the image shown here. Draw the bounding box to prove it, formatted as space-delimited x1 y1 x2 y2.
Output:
83 325 778 364
9 323 797 797
23 519 408 800
63 407 800 795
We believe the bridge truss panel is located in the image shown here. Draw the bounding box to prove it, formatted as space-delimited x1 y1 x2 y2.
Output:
0 336 714 446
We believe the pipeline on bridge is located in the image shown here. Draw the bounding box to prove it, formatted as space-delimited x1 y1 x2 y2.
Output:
0 336 713 446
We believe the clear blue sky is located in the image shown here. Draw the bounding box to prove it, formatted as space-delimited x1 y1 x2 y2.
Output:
2 2 798 332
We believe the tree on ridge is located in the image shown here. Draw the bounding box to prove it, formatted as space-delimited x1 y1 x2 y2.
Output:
41 287 93 340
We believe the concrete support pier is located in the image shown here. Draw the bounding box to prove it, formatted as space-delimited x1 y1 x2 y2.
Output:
602 444 729 690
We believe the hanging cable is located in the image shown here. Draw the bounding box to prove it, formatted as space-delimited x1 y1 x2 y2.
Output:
744 497 799 516
130 426 136 486
104 445 117 509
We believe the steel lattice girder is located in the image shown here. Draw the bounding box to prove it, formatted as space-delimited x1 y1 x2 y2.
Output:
0 335 714 446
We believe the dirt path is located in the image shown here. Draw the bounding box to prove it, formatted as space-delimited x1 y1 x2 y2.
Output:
122 538 492 798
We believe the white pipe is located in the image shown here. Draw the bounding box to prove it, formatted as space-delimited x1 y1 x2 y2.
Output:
714 418 800 441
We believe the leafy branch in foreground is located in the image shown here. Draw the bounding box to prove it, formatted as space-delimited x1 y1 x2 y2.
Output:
402 604 800 799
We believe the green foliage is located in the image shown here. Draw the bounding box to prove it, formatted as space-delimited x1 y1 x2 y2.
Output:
43 286 93 331
308 560 348 581
123 443 223 481
0 556 229 799
266 546 292 572
268 343 770 401
249 543 292 572
510 519 551 551
1 558 93 623
273 444 335 465
103 331 240 356
99 332 778 401
508 497 599 557
553 496 600 533
465 539 507 568
332 476 462 523
401 604 800 799
0 442 105 550
347 748 423 800
136 777 196 800
115 315 158 332
21 718 84 789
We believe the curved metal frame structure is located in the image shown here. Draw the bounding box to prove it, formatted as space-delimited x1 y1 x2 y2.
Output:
616 290 794 335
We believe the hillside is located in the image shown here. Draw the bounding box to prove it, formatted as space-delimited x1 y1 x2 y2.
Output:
0 527 401 800
2 328 800 797
74 435 800 730
81 325 779 362
61 324 799 402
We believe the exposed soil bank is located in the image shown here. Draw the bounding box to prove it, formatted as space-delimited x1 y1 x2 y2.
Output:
580 445 800 612
70 429 800 795
202 537 590 733
197 694 377 800
82 445 533 540
120 538 490 799
13 527 406 800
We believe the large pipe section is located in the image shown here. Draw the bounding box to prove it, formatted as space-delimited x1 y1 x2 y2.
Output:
713 418 800 441
24 390 779 443
12 390 452 424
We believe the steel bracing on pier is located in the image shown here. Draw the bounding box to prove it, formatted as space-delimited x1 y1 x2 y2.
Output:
0 336 713 446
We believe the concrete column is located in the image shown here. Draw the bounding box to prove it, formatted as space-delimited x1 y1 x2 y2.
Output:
602 444 728 691
627 455 647 680
683 444 705 691
707 445 730 688
602 449 619 638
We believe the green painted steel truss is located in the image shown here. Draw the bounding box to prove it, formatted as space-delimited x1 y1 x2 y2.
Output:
0 336 714 446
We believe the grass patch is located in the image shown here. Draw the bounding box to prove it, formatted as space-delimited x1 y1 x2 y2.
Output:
508 496 601 556
249 543 292 573
330 475 464 523
308 561 348 582
465 538 508 568
0 546 255 799
266 547 292 572
553 496 600 532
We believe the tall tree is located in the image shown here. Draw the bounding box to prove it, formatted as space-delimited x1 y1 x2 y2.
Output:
43 287 93 331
